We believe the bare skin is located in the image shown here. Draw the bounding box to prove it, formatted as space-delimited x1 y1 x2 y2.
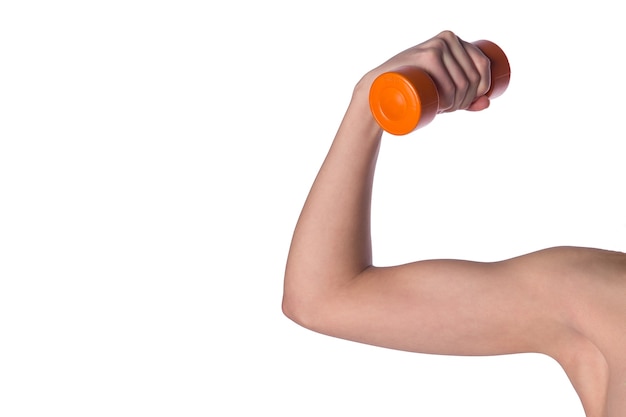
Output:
282 31 626 417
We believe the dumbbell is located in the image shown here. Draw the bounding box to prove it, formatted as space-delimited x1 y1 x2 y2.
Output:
368 40 511 135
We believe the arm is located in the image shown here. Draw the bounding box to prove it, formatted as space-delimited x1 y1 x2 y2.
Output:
282 31 590 358
282 30 626 417
282 30 537 355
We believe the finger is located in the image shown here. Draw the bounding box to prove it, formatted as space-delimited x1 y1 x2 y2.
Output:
416 33 465 112
440 33 483 110
428 31 480 111
409 42 456 113
438 46 469 112
464 42 491 98
428 52 457 113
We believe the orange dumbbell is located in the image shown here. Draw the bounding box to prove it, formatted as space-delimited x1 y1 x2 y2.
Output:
369 40 511 135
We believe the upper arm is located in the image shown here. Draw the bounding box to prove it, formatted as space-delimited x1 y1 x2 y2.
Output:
284 246 624 356
286 248 587 356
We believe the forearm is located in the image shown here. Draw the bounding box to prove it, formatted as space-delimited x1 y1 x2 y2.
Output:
283 83 382 314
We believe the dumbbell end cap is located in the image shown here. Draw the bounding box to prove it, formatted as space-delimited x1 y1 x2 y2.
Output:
369 67 439 135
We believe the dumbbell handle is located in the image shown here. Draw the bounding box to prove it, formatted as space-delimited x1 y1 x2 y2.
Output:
368 40 511 135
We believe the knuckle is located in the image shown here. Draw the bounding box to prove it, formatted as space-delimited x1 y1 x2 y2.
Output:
467 70 481 86
437 30 456 41
474 52 491 72
427 37 448 52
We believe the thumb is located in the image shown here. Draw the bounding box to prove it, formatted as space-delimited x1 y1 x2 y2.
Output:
466 95 490 112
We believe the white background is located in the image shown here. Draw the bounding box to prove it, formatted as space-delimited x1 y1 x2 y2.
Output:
1 1 625 416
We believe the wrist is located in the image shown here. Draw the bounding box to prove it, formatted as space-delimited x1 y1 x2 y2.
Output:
348 78 384 137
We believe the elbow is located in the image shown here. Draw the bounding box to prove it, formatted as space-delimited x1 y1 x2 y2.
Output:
281 291 301 325
281 273 329 333
281 283 313 330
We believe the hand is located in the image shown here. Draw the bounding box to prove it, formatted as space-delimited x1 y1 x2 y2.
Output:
360 30 492 113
